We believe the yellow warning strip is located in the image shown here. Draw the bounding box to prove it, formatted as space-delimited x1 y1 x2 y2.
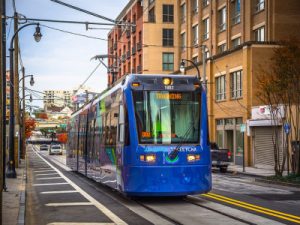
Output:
202 193 300 224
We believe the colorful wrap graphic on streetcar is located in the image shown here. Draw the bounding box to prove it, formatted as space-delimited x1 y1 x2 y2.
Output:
66 74 211 196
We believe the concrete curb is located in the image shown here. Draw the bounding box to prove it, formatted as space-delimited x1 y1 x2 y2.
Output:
254 177 300 188
17 157 27 225
228 169 300 188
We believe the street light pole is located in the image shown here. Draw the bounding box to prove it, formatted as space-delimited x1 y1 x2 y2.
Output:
20 68 34 159
180 59 201 81
1 0 7 190
201 45 207 89
6 22 41 178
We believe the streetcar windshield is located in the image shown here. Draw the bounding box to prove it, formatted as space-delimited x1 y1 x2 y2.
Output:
133 91 200 144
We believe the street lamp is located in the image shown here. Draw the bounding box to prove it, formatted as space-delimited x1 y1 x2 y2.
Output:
19 74 34 86
181 45 208 88
33 24 42 42
180 59 201 81
6 22 42 178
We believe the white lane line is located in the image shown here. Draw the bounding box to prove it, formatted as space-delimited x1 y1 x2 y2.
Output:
41 190 78 194
36 177 63 180
33 182 69 186
45 202 93 207
35 173 58 176
33 149 127 225
34 170 54 173
47 223 115 225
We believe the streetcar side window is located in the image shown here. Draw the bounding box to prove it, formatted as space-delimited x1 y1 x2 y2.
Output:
119 104 125 143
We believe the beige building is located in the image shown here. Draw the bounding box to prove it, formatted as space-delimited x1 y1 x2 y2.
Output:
107 0 180 85
179 0 300 167
108 0 300 167
43 90 72 110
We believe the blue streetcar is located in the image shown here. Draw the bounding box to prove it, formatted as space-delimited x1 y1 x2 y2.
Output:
67 74 211 196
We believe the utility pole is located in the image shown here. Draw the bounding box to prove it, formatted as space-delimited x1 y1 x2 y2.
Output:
1 0 7 220
21 67 25 159
85 90 88 103
201 45 207 89
0 2 3 223
14 12 20 168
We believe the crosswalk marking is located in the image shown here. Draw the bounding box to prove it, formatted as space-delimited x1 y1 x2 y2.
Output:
34 149 128 225
34 170 54 173
45 202 94 207
35 173 58 176
41 190 78 194
33 182 69 186
36 177 63 180
47 223 115 225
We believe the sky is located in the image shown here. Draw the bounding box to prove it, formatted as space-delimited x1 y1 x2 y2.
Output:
6 0 128 107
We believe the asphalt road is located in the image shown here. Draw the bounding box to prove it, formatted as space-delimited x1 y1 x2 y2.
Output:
26 144 300 225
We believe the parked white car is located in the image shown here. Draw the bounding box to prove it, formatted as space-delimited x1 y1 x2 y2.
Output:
49 144 62 155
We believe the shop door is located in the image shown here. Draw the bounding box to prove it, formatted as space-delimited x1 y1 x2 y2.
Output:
225 130 234 162
253 126 283 168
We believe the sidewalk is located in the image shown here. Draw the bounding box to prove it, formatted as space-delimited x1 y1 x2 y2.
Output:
3 159 26 225
228 164 277 177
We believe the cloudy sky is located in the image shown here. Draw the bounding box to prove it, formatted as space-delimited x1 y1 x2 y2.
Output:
6 0 128 107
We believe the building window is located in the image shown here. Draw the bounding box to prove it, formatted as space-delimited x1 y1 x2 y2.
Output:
218 7 226 32
149 7 155 22
180 3 186 23
203 18 209 40
205 49 210 59
162 53 174 71
255 0 265 12
218 43 226 53
232 0 241 25
216 75 226 101
192 56 198 64
192 24 199 46
230 70 242 99
192 0 198 14
203 0 209 7
163 5 174 23
232 37 241 48
254 26 265 41
162 29 174 46
180 32 186 51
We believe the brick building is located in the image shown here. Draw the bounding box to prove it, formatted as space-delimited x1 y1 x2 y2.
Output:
107 0 300 167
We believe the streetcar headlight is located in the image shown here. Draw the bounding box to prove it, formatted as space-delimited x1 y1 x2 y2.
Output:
140 154 156 163
132 82 140 87
163 77 173 85
187 154 200 162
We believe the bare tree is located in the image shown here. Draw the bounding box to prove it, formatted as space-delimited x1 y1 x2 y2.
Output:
257 38 300 176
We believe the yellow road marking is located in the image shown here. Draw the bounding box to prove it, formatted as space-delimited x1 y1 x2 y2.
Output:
207 193 300 220
202 193 300 224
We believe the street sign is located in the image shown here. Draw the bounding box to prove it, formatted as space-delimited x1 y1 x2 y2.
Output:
284 123 291 134
240 124 246 133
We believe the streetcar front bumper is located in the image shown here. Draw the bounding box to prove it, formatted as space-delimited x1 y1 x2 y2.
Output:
122 164 212 196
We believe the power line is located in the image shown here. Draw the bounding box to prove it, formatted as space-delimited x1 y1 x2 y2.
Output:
7 16 117 26
73 62 102 95
50 0 125 25
41 24 108 41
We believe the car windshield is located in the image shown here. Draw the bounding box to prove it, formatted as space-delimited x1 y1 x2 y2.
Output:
52 146 61 149
133 91 201 144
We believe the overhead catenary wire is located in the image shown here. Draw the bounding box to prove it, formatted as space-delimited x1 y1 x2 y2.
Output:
73 61 102 95
41 24 108 41
50 0 126 25
7 16 117 26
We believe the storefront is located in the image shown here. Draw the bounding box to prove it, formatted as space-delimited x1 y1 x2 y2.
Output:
248 106 284 168
216 117 244 165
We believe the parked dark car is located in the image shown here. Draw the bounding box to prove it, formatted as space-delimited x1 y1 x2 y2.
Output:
210 142 231 172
